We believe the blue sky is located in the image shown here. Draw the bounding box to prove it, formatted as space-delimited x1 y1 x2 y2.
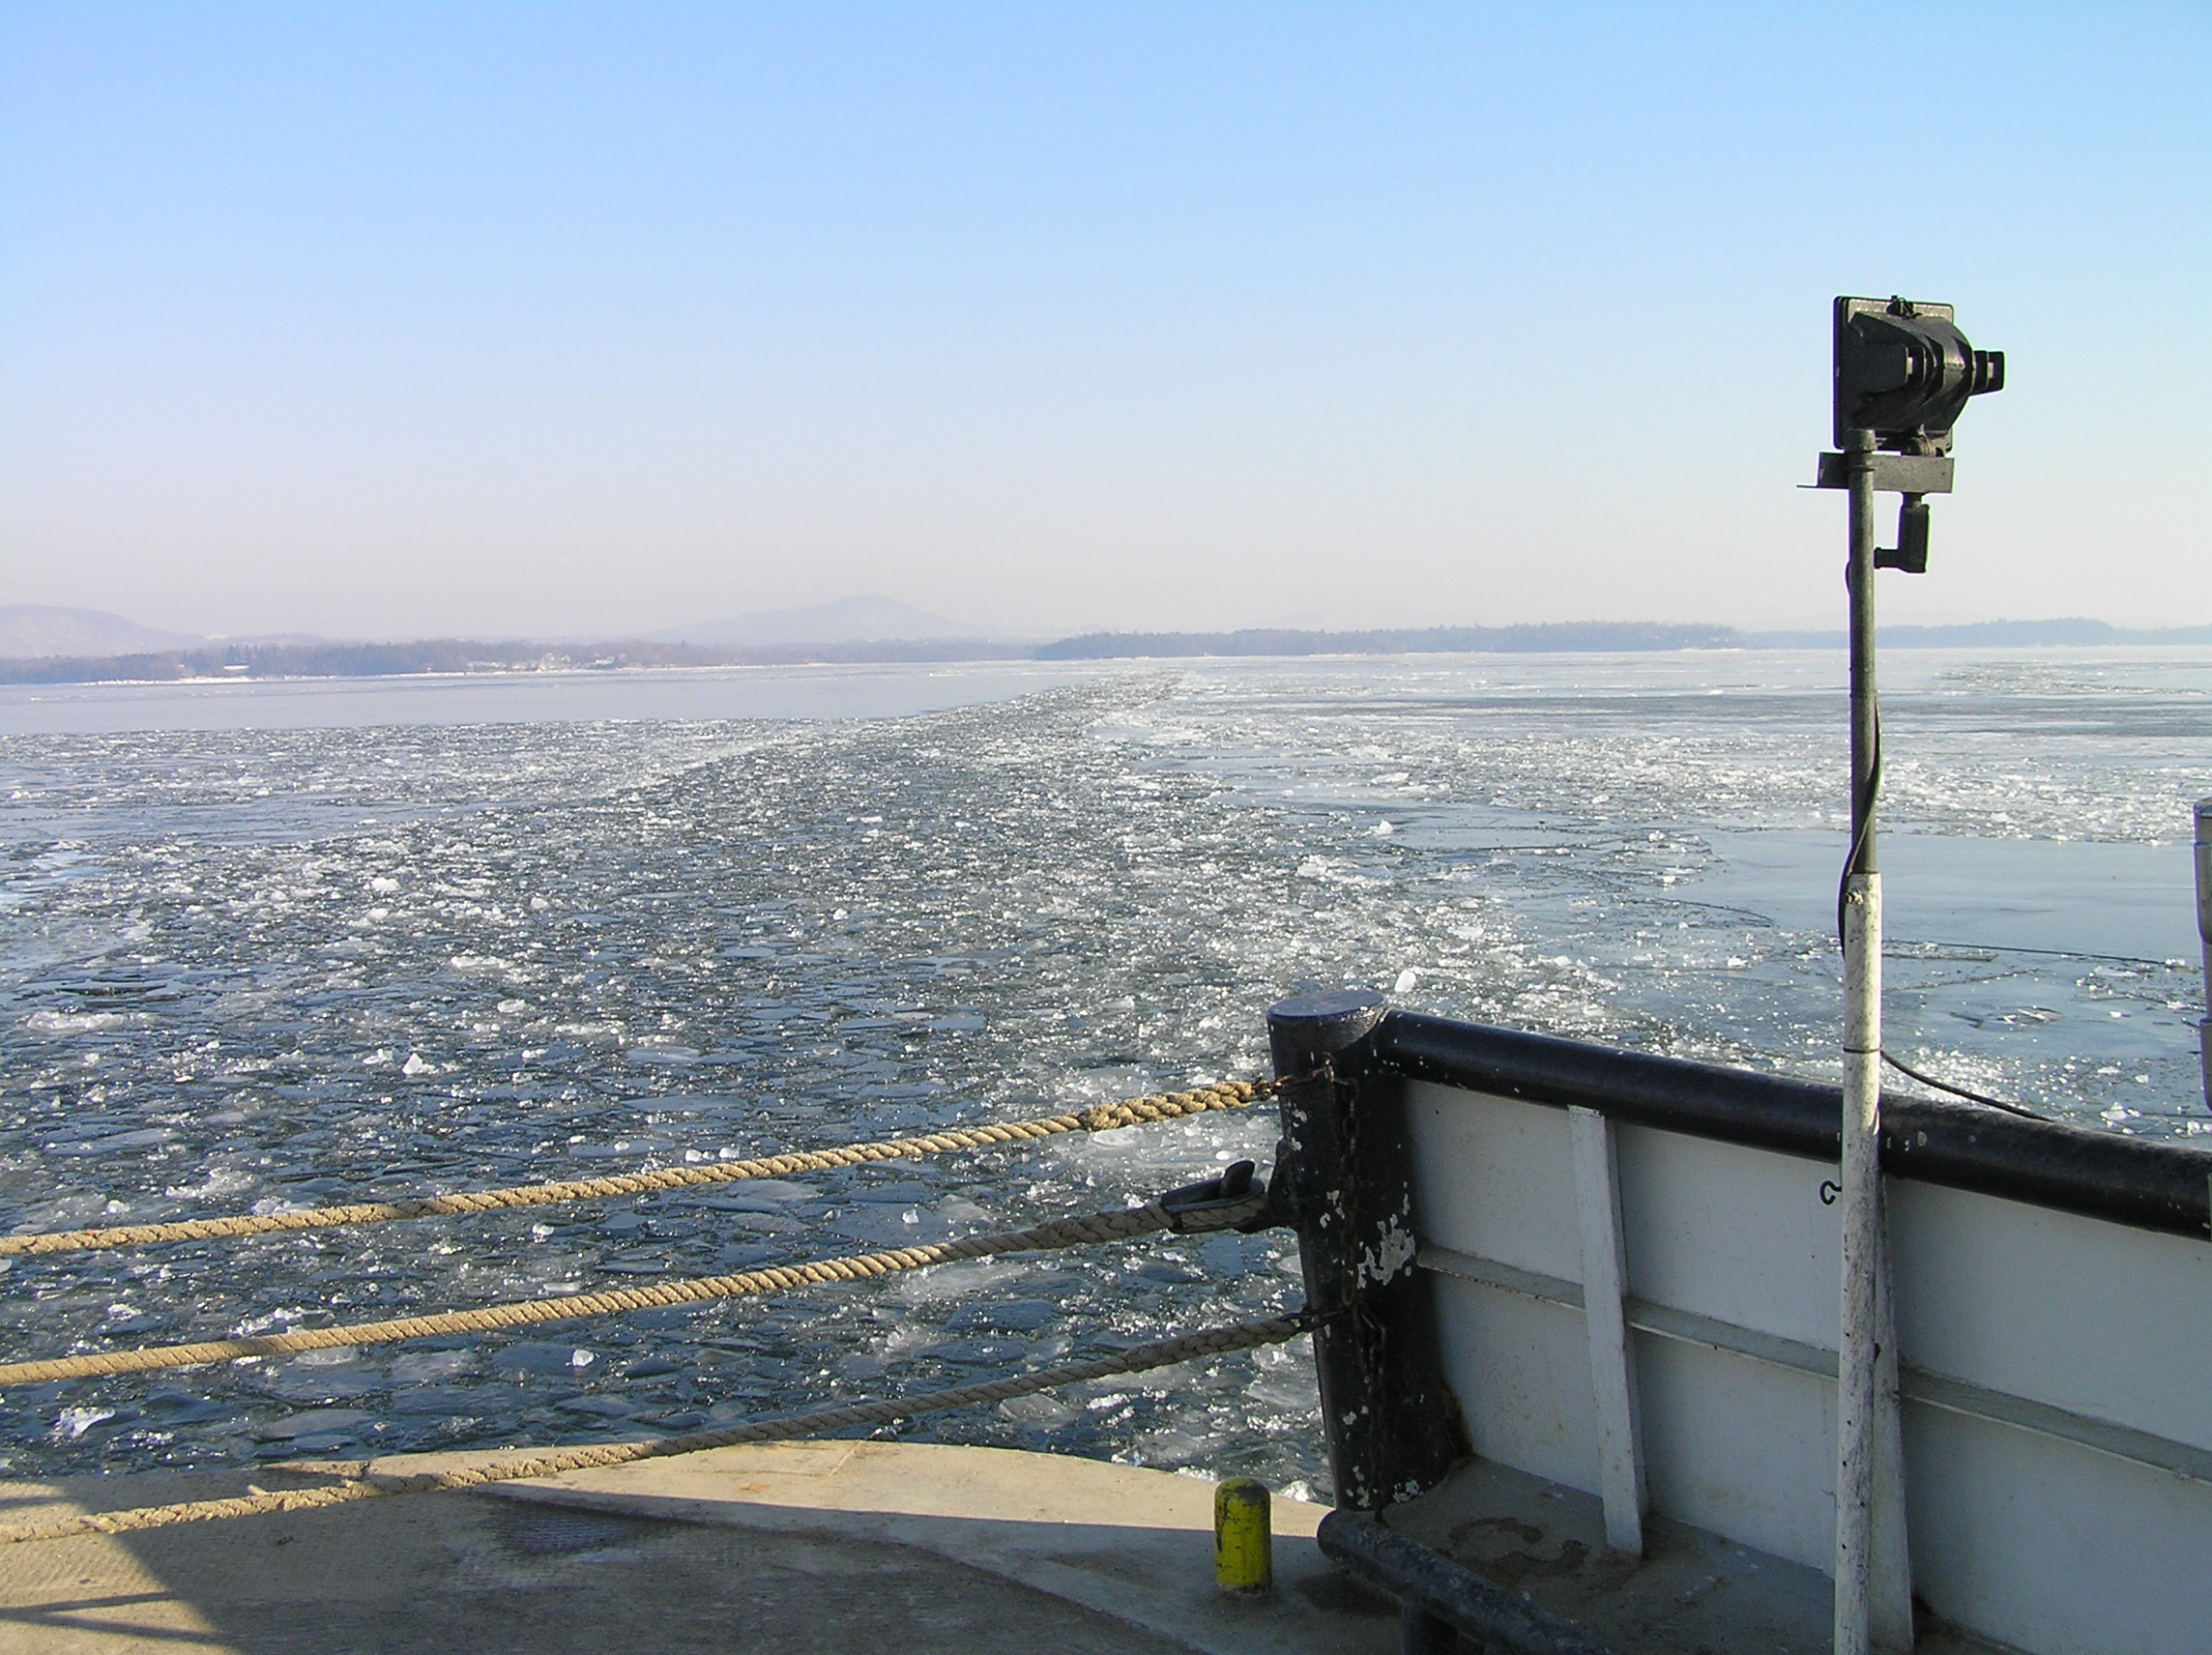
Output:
3 3 2205 639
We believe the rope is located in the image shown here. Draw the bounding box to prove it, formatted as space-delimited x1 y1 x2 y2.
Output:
0 1192 1268 1387
0 1312 1315 1545
0 1081 1274 1259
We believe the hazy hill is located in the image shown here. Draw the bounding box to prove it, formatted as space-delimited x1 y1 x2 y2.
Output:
10 608 2212 686
649 595 986 648
0 605 200 660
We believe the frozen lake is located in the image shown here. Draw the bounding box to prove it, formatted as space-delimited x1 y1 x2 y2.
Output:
2 647 2207 1490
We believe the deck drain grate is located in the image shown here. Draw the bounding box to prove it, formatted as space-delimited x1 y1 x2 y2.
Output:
494 1505 654 1556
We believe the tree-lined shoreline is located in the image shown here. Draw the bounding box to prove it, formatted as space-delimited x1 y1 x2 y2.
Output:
5 618 2209 686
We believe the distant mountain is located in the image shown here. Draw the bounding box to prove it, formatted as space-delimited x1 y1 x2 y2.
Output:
1741 619 2212 649
0 605 200 660
649 595 988 648
1037 622 1743 659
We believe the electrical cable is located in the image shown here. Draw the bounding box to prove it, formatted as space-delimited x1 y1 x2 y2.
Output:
1835 704 1881 947
1834 697 2048 1121
1880 1049 2047 1120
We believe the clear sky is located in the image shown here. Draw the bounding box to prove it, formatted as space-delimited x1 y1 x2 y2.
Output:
3 3 2205 641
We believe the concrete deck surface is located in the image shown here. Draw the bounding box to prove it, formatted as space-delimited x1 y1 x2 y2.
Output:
0 1443 1399 1655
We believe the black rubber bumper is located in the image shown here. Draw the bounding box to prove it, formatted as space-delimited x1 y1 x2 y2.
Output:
1372 1010 2212 1240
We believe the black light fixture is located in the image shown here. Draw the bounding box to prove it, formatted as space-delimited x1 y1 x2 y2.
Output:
1819 297 2005 573
1833 296 2005 456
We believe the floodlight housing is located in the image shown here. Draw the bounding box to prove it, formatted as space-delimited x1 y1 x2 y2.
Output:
1833 296 2004 453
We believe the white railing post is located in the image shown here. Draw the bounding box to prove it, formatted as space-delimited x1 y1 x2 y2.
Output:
1569 1105 1645 1555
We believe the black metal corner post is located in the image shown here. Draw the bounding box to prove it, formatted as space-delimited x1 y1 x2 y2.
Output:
1268 990 1466 1512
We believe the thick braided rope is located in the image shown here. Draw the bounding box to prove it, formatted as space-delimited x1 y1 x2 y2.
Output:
0 1196 1266 1388
0 1312 1314 1545
0 1081 1272 1259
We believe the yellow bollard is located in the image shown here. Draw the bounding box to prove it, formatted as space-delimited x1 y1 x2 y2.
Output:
1213 1477 1272 1598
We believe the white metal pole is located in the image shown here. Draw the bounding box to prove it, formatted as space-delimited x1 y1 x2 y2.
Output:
1870 1171 1913 1651
1836 430 1912 1654
2194 799 2212 1110
1838 871 1883 1655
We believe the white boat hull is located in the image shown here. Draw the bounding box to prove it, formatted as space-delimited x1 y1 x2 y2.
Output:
1269 995 2212 1655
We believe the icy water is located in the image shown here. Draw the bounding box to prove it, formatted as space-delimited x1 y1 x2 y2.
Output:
3 650 2208 1494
